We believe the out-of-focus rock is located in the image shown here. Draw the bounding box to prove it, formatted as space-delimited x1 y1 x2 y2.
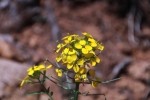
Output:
3 88 37 100
0 34 31 61
128 61 150 82
0 58 28 97
0 34 14 58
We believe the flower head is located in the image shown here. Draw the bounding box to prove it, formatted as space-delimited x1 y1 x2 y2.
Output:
20 64 52 87
56 32 104 87
27 64 52 76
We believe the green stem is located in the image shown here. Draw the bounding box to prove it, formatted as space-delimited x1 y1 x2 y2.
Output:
38 76 53 100
47 92 53 100
74 83 79 100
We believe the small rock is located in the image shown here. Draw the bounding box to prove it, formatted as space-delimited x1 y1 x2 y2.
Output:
0 58 28 97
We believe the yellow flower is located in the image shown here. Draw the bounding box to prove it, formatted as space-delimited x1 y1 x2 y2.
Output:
91 77 100 88
63 48 69 54
62 34 78 44
97 43 104 51
56 32 104 78
61 54 67 63
56 56 61 62
77 59 84 65
68 49 76 55
56 43 64 53
63 36 72 44
88 38 97 47
91 61 96 66
20 76 30 87
73 64 79 73
27 65 52 76
79 45 93 55
55 69 63 77
85 45 92 51
82 32 93 38
79 40 86 45
82 48 88 54
81 74 87 81
79 67 86 74
91 81 98 88
75 73 87 82
20 64 52 88
84 51 95 58
75 74 81 82
90 57 100 67
95 57 100 63
67 63 73 69
66 54 77 64
74 42 82 49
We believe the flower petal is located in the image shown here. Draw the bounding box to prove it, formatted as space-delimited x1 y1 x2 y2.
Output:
79 40 86 45
74 43 82 49
73 65 79 73
82 48 88 54
67 64 73 69
85 45 92 51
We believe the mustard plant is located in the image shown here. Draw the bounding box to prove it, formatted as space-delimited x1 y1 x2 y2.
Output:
21 32 119 100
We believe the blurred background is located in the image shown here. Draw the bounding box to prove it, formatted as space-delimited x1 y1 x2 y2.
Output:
0 0 150 100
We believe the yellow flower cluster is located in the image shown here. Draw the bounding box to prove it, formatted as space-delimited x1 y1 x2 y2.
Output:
55 32 104 87
20 64 52 87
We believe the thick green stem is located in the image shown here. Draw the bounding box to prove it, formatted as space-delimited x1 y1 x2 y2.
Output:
74 83 79 100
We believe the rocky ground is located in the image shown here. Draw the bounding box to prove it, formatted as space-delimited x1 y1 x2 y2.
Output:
0 0 149 100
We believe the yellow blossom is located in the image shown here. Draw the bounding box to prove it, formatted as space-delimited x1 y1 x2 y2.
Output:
79 67 86 74
88 38 97 47
84 51 95 58
97 43 104 51
79 40 86 45
63 48 69 54
56 32 104 85
66 54 77 64
75 74 81 82
56 56 61 62
82 48 88 54
85 45 92 51
55 69 63 77
68 49 76 55
95 57 100 63
20 64 52 87
73 64 79 73
74 42 82 49
91 81 98 88
27 65 52 76
20 76 30 87
56 43 65 53
82 32 93 38
77 59 84 65
81 74 87 81
67 63 73 69
91 77 100 88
